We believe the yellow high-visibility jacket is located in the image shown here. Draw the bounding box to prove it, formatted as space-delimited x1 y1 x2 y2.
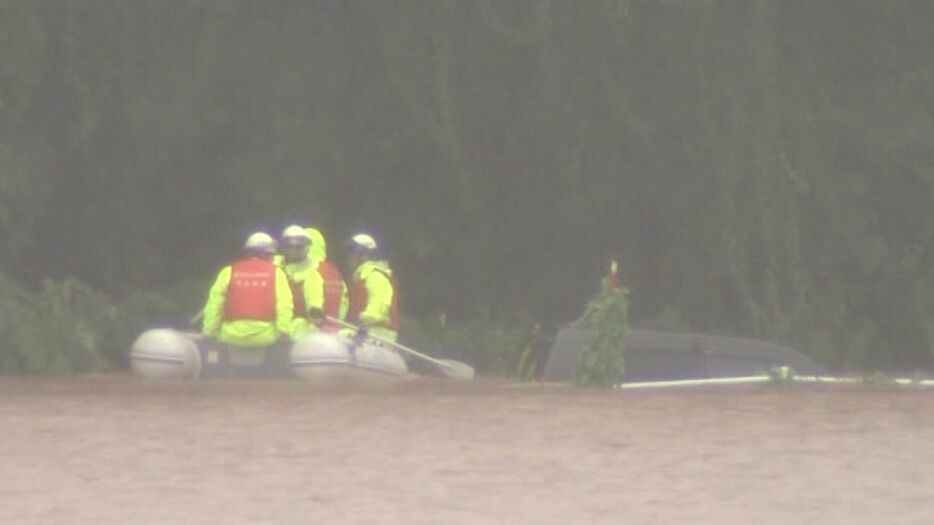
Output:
349 260 397 342
306 227 327 263
281 256 325 338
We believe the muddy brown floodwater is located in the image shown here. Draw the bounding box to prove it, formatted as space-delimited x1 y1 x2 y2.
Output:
2 377 934 525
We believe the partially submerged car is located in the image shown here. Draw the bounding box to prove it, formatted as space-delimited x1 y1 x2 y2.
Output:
541 325 823 383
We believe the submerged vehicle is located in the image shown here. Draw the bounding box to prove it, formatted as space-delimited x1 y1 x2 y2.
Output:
130 329 409 382
541 325 823 383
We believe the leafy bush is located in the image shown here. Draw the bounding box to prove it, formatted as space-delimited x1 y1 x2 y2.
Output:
0 275 190 374
576 287 630 387
400 312 536 376
0 277 113 373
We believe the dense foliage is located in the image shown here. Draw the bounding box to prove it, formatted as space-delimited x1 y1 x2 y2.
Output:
2 1 934 373
576 287 630 387
0 274 189 373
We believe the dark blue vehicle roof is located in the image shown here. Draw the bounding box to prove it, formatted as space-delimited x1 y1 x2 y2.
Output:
542 326 823 383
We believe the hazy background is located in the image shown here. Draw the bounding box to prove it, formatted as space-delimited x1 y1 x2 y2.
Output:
2 0 934 372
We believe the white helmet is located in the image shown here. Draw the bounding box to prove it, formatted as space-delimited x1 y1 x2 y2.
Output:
244 232 276 254
349 233 378 251
280 224 311 246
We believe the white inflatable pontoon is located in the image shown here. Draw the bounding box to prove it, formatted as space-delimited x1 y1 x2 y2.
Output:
130 329 202 379
130 329 408 382
290 331 409 383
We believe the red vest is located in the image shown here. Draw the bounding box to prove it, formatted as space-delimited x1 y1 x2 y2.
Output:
347 267 399 331
224 257 277 321
318 259 345 329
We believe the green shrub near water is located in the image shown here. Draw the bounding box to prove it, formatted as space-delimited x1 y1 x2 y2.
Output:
0 275 190 374
576 287 630 387
1 277 113 373
401 312 535 376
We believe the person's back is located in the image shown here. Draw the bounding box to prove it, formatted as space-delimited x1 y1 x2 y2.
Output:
202 232 294 347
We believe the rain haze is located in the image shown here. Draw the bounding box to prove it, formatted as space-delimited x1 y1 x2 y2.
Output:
2 1 934 524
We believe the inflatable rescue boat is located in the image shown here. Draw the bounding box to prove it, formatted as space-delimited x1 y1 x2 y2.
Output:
130 329 409 382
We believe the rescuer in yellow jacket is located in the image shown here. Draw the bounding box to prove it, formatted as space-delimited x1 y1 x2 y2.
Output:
306 227 328 264
345 233 399 343
278 225 326 337
202 232 294 346
306 226 349 323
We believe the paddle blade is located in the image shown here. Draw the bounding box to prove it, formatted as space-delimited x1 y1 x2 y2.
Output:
439 359 475 380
